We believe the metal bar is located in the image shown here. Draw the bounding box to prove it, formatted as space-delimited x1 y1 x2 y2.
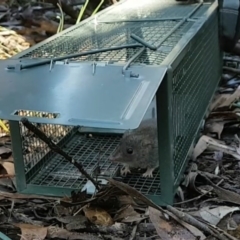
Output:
130 34 157 51
9 44 142 70
97 17 184 23
122 47 146 74
223 57 240 63
156 69 174 205
0 231 12 240
9 121 27 192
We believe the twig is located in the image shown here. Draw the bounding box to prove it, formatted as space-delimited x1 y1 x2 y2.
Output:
109 179 226 239
129 223 139 240
21 117 100 190
166 211 206 239
0 174 15 178
0 191 59 200
174 179 224 205
166 205 226 240
208 224 238 240
108 179 165 213
129 219 144 240
223 66 240 74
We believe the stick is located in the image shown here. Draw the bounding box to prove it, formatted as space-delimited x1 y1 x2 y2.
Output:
21 117 100 190
223 66 240 74
174 179 224 205
166 206 226 240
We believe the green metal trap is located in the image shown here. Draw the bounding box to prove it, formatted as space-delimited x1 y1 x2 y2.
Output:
0 0 222 205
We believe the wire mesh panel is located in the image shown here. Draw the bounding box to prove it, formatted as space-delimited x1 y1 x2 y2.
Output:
98 0 210 21
11 111 74 183
29 133 121 188
25 130 162 196
16 20 194 66
13 1 211 65
171 13 221 183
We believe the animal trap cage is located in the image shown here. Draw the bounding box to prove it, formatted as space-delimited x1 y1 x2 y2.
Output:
0 0 222 205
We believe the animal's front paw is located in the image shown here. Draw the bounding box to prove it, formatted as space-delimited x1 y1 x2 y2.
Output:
120 166 131 176
142 168 154 178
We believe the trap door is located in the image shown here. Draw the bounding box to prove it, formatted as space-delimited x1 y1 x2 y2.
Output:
0 60 167 130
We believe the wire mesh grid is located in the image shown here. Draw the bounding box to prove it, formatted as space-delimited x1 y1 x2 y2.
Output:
17 111 73 182
172 15 220 181
25 130 161 195
133 21 193 65
18 20 194 66
28 133 120 188
114 170 161 195
98 0 210 22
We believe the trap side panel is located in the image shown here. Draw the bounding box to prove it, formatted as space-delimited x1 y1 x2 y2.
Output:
172 11 221 183
158 6 221 200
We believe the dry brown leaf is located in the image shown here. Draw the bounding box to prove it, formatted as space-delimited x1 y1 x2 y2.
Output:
210 86 240 110
117 195 139 206
1 161 15 175
56 215 87 231
83 206 114 226
3 156 14 162
228 225 240 239
192 135 240 160
208 111 240 124
205 121 225 139
0 191 59 200
192 136 209 160
114 205 144 223
47 226 99 240
166 211 206 240
209 94 228 111
149 207 172 240
0 146 11 156
15 223 47 240
149 207 196 240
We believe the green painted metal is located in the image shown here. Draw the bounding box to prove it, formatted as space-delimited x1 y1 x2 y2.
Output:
0 0 222 205
156 70 174 205
9 121 27 192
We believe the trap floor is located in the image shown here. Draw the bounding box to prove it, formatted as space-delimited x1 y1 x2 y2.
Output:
26 131 161 197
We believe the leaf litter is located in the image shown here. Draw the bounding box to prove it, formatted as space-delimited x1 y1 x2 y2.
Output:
2 1 240 240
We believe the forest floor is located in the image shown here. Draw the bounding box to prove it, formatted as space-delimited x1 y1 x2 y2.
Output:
1 0 240 240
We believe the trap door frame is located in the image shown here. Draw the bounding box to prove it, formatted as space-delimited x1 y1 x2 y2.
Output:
0 59 167 131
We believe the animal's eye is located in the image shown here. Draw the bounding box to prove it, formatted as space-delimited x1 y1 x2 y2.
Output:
126 148 133 154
